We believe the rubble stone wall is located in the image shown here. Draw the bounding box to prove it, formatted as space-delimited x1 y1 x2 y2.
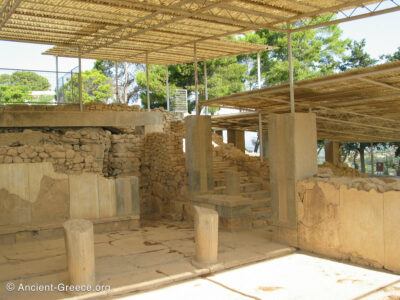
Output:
287 176 400 274
141 130 189 219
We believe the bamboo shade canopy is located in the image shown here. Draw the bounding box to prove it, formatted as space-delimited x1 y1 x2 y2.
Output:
204 61 400 142
44 39 273 65
1 0 398 64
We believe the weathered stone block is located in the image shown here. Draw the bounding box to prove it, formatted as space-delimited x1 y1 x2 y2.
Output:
115 176 140 217
224 170 240 196
98 176 116 218
69 174 99 219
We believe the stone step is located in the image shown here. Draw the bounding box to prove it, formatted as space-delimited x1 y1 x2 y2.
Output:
252 219 272 229
252 206 272 219
242 190 270 200
241 182 263 192
250 198 272 209
213 182 265 194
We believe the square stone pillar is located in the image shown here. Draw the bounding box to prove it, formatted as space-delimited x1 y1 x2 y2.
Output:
227 129 245 152
185 116 213 196
268 113 317 229
325 141 340 165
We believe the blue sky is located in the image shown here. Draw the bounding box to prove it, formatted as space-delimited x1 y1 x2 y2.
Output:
0 10 399 73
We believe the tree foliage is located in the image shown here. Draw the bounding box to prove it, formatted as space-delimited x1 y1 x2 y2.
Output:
0 71 50 103
380 47 400 62
61 69 112 103
0 85 32 103
135 57 247 112
240 17 350 86
339 39 378 71
1 71 50 91
94 60 142 104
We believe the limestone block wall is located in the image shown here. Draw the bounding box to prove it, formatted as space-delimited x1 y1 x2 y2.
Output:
0 163 139 228
293 176 400 273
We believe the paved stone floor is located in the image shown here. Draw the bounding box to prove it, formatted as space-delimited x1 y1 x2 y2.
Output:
124 253 400 300
0 220 293 299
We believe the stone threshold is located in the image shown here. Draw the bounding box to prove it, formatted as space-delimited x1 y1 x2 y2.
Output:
71 246 295 299
0 215 140 244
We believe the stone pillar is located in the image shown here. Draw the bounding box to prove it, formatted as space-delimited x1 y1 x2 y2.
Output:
224 170 240 195
192 206 218 267
325 141 340 165
268 113 317 230
262 133 269 158
185 116 213 195
63 219 95 290
227 129 245 152
115 176 140 217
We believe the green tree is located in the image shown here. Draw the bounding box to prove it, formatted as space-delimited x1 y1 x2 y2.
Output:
0 85 32 103
94 60 142 104
0 74 11 85
62 69 113 103
136 57 247 112
9 71 50 91
339 39 378 71
240 17 350 86
381 47 400 62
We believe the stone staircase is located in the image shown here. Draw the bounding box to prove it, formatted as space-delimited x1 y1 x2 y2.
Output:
212 152 272 228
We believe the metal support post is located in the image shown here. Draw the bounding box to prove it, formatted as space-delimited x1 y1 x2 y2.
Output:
78 50 83 112
55 56 59 103
287 24 295 113
146 52 150 111
204 60 208 114
115 61 119 103
371 142 374 176
258 112 263 163
257 52 261 89
166 65 170 111
194 42 199 115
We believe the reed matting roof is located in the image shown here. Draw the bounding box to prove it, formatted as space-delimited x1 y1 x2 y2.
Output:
44 39 273 65
204 61 400 142
1 0 398 64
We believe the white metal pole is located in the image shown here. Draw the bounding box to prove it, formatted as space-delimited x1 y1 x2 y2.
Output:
115 61 119 103
55 56 59 103
204 60 208 114
257 52 261 89
166 65 170 111
371 142 374 176
287 23 295 113
146 52 150 111
258 112 263 163
78 50 83 112
194 42 199 115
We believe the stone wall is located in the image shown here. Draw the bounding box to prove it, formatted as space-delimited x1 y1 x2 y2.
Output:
0 163 140 227
277 175 400 273
0 105 186 218
141 130 189 219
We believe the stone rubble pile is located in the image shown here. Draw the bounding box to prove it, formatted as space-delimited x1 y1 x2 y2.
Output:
311 172 400 193
318 161 368 178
